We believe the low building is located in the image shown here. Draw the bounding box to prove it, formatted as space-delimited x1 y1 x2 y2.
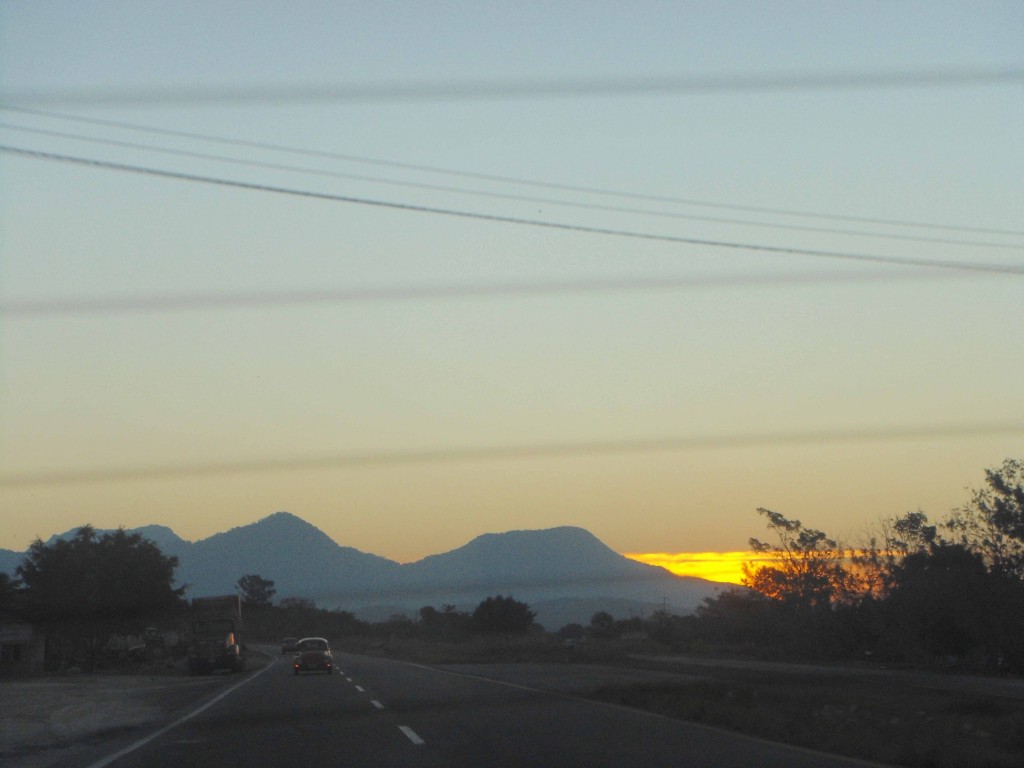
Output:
0 613 45 675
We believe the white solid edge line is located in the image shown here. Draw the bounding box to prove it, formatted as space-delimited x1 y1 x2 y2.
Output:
86 660 277 768
398 725 425 745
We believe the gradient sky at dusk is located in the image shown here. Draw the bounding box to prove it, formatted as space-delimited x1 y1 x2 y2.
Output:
1 2 1022 569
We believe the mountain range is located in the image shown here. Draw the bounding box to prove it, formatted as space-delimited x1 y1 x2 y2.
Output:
0 512 726 630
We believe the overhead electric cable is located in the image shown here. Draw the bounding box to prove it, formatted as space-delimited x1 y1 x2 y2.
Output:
2 422 1022 487
3 121 1019 252
4 104 1022 238
3 145 1022 277
0 269 968 318
2 66 1023 107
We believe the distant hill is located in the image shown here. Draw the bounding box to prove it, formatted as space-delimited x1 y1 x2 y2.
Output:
127 525 190 559
0 549 24 577
1 513 725 629
41 524 189 557
182 512 401 604
403 526 655 586
393 527 721 624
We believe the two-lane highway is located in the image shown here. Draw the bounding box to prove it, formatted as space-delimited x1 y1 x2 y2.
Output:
75 652 887 768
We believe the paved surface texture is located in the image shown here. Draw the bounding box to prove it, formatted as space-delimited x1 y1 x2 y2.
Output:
3 652 889 768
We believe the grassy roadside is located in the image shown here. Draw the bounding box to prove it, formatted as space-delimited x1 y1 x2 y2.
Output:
583 662 1024 768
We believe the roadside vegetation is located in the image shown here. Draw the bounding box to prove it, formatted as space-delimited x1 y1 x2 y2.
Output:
690 457 1024 673
4 527 184 672
585 662 1024 768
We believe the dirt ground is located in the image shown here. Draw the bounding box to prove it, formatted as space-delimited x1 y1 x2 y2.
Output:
0 652 272 768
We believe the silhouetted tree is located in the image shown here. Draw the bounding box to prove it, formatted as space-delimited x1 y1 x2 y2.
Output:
236 574 276 608
472 595 535 635
881 542 996 662
418 604 472 640
418 605 440 624
690 460 1024 667
743 508 854 609
17 526 184 670
379 613 416 639
0 572 22 613
555 623 585 642
278 596 316 610
852 510 938 599
695 587 785 653
946 458 1024 579
242 603 366 641
646 609 692 646
587 610 618 639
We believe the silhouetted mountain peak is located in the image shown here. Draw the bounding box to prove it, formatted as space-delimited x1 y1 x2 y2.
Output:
130 525 188 554
459 526 622 565
185 511 400 597
203 511 338 550
45 523 186 551
405 525 657 585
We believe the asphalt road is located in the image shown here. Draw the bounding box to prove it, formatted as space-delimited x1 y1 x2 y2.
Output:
60 652 886 768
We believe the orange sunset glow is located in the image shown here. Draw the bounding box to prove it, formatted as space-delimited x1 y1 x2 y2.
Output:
624 551 781 585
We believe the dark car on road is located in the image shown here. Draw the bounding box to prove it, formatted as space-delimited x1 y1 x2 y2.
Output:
292 637 333 675
281 637 299 654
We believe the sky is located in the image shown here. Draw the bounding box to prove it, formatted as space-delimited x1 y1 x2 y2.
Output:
1 2 1022 576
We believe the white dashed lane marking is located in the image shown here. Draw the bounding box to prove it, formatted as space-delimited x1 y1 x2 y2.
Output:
337 669 387 715
399 725 425 745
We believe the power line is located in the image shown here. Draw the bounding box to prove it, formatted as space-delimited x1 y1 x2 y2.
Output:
3 121 1019 252
4 104 1022 238
2 422 1021 487
3 145 1022 277
3 66 1023 107
0 269 969 318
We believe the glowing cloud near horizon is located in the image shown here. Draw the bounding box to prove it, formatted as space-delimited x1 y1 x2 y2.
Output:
624 551 781 585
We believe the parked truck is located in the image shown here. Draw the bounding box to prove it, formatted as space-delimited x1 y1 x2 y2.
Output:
184 595 245 675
